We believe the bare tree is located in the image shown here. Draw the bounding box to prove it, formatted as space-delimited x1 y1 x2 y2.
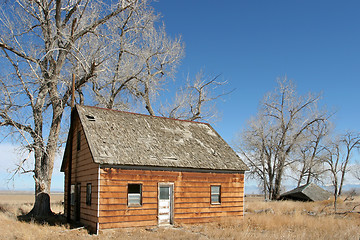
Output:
337 132 360 195
235 78 328 200
91 21 184 113
352 163 360 181
291 120 330 187
324 131 360 208
0 0 178 217
235 114 278 200
159 71 231 122
323 138 341 211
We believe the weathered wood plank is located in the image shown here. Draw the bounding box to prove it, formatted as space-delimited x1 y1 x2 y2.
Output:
98 214 156 223
175 201 243 208
175 196 246 203
99 203 157 211
174 206 243 214
74 162 97 172
100 220 157 229
101 169 179 177
175 210 243 219
99 178 161 185
175 182 243 188
99 208 157 217
101 174 179 182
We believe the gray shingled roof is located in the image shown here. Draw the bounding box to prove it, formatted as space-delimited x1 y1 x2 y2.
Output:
280 183 331 201
74 105 248 171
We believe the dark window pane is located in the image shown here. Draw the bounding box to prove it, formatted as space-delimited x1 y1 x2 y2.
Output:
159 186 170 200
128 184 141 194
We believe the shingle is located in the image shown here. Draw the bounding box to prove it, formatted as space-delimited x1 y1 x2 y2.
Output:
76 105 248 171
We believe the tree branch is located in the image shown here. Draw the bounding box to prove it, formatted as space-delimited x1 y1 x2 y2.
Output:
0 40 38 63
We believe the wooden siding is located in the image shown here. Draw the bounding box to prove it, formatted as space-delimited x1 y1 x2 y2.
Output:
63 116 99 232
98 168 244 230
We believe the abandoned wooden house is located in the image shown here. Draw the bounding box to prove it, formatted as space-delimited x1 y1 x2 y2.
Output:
60 105 248 233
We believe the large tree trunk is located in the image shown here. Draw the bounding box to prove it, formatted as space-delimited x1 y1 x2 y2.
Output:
28 184 53 217
272 164 285 200
27 106 62 217
27 154 55 217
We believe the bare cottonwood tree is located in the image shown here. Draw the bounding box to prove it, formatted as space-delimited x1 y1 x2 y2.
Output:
236 78 328 200
352 163 360 181
91 21 184 113
291 120 330 187
337 132 360 195
159 72 231 122
0 0 177 217
324 131 360 206
235 114 279 200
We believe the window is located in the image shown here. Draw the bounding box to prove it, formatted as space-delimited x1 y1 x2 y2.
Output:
159 186 170 200
77 131 81 151
128 184 142 206
86 183 92 206
70 184 75 205
211 185 221 204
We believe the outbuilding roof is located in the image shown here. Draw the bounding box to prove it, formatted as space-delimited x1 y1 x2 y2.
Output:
62 105 248 172
280 183 331 201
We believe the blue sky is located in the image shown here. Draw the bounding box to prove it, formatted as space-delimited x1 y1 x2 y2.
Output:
1 0 359 192
153 0 360 140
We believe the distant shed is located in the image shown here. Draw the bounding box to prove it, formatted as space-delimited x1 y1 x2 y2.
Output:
280 183 331 201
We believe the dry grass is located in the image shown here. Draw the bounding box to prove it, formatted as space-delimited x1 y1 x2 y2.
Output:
0 192 63 216
0 193 359 240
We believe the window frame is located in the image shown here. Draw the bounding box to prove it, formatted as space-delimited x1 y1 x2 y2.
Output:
86 183 92 206
127 183 142 207
210 185 221 204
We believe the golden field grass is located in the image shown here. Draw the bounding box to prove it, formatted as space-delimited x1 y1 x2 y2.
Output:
0 193 359 240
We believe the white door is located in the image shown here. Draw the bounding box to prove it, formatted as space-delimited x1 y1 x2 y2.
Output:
158 184 173 225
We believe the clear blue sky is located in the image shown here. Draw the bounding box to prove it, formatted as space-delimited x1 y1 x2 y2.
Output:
1 0 359 191
153 0 360 141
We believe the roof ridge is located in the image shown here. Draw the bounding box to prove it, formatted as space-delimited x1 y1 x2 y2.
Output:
77 104 211 126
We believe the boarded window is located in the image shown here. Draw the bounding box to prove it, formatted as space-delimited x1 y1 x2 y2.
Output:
86 183 91 206
211 185 221 204
128 184 142 206
70 185 75 205
77 131 81 151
